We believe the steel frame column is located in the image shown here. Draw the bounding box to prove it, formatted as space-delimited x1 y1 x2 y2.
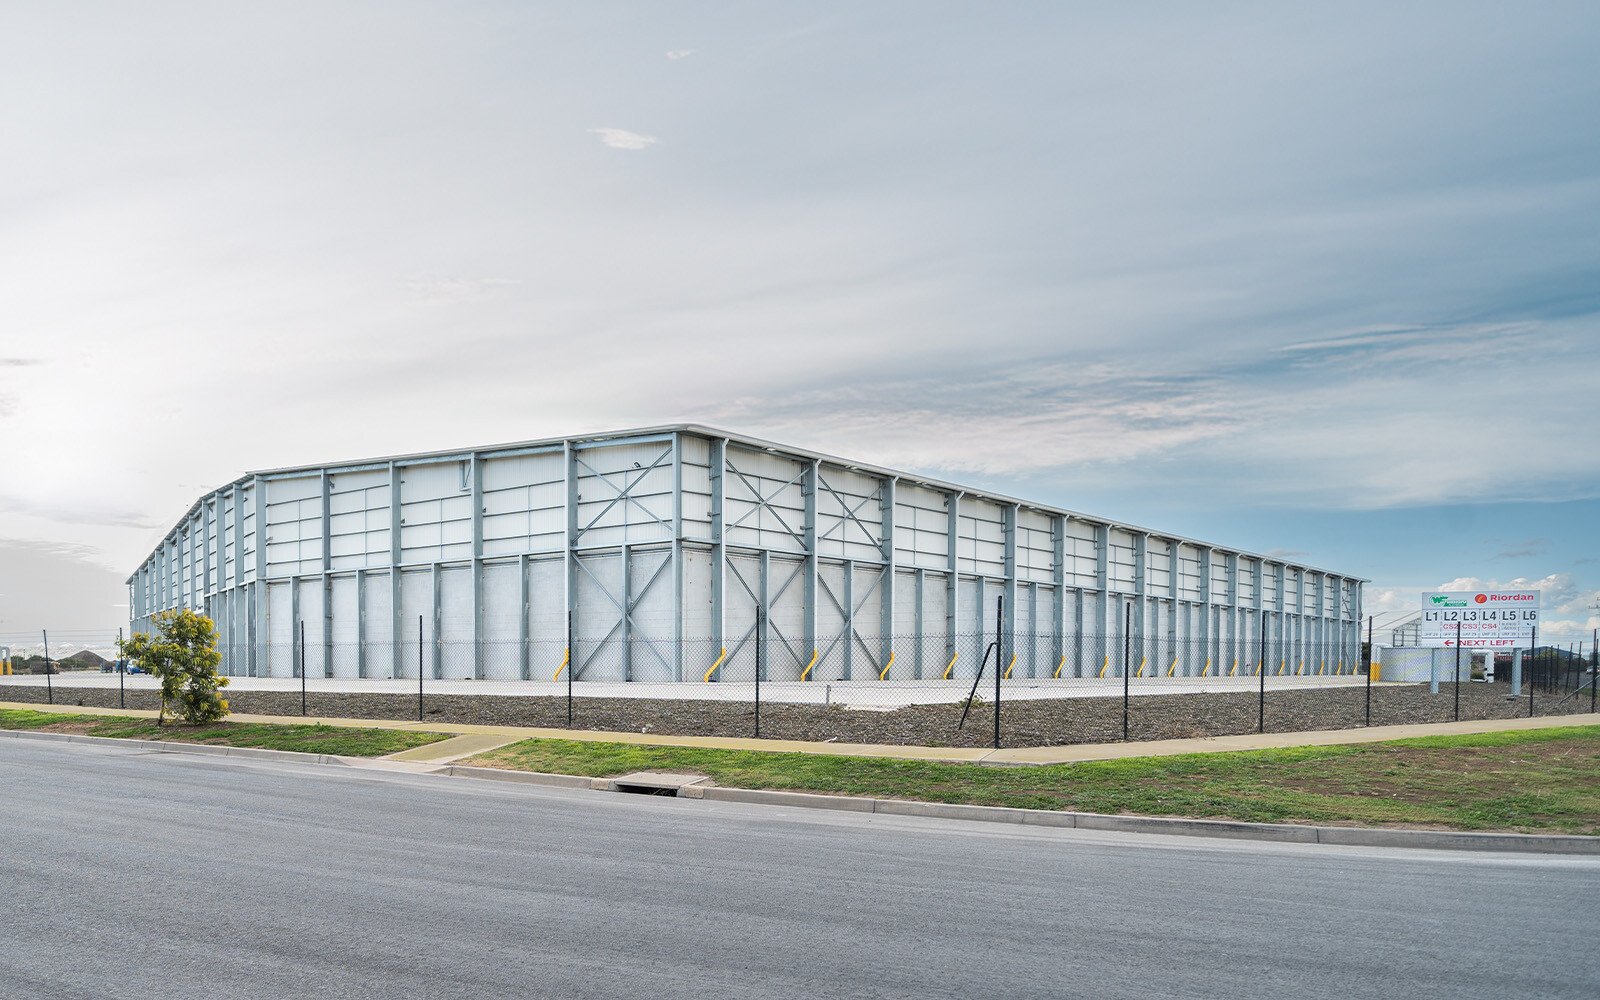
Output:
620 542 632 681
671 433 684 682
356 567 367 679
1166 539 1180 674
565 439 580 678
1002 503 1018 674
1251 558 1264 672
389 463 404 679
289 573 300 680
759 549 771 681
470 453 484 680
1027 580 1039 677
1074 586 1086 678
1132 532 1148 675
1199 548 1213 677
709 437 727 676
231 491 240 667
431 561 442 680
321 470 332 679
913 568 925 679
945 491 962 674
881 476 897 676
843 558 855 681
1276 564 1289 674
518 553 531 680
1053 515 1066 679
253 476 268 679
1095 522 1111 674
803 460 819 679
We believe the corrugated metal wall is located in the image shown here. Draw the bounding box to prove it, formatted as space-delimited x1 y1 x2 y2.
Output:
127 428 1365 681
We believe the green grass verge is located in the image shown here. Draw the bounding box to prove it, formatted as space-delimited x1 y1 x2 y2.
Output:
467 724 1600 835
0 708 450 757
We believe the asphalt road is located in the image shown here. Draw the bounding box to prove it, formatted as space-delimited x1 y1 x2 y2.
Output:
3 740 1597 1000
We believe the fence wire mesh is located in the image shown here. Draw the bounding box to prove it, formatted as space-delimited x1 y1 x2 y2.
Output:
4 626 1596 749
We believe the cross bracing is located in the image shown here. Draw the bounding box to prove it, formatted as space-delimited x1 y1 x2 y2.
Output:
126 425 1366 683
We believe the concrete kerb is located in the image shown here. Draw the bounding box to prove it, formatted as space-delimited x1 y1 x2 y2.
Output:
7 726 1600 856
0 726 354 767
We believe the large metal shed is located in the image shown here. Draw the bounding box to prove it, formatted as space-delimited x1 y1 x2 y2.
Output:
126 425 1364 684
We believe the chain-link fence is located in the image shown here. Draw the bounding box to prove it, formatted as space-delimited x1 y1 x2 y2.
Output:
4 622 1596 749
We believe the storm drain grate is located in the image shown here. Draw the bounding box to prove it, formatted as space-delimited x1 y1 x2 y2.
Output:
605 772 709 797
613 782 681 797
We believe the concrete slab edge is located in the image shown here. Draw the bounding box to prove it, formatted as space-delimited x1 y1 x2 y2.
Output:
8 727 1598 855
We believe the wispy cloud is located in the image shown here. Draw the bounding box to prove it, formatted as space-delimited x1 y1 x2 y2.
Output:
666 49 695 60
402 276 524 303
589 128 657 150
1495 538 1549 559
0 358 44 367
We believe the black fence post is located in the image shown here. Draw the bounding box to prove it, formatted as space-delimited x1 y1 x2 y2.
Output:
1591 628 1597 714
1453 621 1461 722
566 610 574 728
1364 615 1372 727
118 626 125 710
1122 602 1132 742
299 619 307 717
1529 626 1537 717
417 615 424 723
755 606 763 739
994 595 1003 751
1257 612 1267 734
43 629 53 706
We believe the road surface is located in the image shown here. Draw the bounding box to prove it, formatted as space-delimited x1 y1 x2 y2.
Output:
3 739 1596 999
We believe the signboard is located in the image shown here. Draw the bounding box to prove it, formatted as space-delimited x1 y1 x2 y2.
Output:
1419 591 1539 648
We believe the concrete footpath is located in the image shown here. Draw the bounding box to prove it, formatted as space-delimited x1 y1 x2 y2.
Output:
4 698 1597 766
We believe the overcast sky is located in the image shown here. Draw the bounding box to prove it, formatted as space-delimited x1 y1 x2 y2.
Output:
2 1 1597 649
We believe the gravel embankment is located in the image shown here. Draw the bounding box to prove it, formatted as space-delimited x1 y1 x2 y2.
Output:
5 682 1591 748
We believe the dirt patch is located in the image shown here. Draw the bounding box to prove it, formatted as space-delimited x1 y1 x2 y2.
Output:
6 681 1587 748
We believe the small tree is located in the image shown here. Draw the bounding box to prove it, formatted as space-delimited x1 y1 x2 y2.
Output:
119 609 230 725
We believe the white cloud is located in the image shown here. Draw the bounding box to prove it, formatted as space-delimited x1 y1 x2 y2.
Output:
665 49 695 60
402 276 523 303
588 128 657 150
